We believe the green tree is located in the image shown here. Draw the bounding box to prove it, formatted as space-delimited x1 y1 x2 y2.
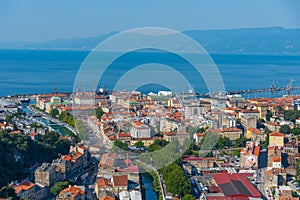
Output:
161 163 191 197
234 137 247 148
266 110 272 121
49 108 59 118
215 136 230 149
50 181 70 196
113 140 128 151
182 194 196 200
233 149 241 157
0 186 19 200
147 140 169 152
291 128 300 135
257 118 265 129
296 159 300 179
95 107 104 120
279 125 291 135
135 140 144 148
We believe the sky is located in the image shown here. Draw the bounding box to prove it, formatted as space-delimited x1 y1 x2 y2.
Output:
0 0 300 42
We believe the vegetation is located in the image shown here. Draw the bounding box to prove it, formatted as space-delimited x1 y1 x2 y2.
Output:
266 110 273 121
234 137 247 148
292 191 299 197
135 140 144 148
141 139 188 169
182 194 196 200
283 110 300 122
49 108 59 118
0 130 71 187
50 180 71 196
233 149 241 157
147 140 169 152
58 111 88 140
0 186 19 200
279 125 291 134
113 140 129 151
160 162 192 198
59 111 75 127
296 159 300 180
214 136 230 149
95 107 104 120
257 118 265 129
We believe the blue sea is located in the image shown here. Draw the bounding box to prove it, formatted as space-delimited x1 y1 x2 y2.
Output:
0 49 300 98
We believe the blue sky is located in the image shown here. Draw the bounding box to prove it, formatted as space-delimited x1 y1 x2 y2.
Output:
0 0 300 41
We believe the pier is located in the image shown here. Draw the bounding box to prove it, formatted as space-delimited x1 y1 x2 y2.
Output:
9 84 300 100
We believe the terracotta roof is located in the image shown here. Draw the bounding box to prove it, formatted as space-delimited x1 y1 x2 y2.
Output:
270 132 284 137
165 131 189 136
96 178 113 188
112 175 128 187
212 173 261 198
59 186 85 196
253 146 260 156
117 165 139 173
13 181 34 194
99 196 115 200
265 170 273 176
62 155 72 161
222 127 242 132
273 155 281 162
196 133 206 137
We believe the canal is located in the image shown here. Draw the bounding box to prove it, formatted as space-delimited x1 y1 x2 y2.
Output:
141 173 158 200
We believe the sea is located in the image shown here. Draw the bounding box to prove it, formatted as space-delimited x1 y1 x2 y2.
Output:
0 49 300 98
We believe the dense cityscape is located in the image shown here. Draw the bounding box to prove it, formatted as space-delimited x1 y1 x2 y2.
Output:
0 87 300 200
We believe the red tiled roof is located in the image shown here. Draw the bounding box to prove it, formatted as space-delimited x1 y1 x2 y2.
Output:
13 181 34 194
113 175 128 187
270 132 284 137
96 178 113 188
212 173 261 198
99 196 115 200
273 155 281 162
59 186 84 196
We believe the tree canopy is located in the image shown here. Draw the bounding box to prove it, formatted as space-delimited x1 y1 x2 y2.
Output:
50 108 59 118
0 130 71 187
113 140 128 151
50 181 71 196
160 163 191 197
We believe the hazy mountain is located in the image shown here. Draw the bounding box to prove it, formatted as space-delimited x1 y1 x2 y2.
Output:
183 27 300 54
1 27 300 54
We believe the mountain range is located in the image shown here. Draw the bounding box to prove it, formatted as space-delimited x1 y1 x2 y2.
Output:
1 27 300 54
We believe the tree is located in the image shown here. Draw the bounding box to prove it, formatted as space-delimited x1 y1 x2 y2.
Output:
50 181 70 196
266 110 272 121
215 136 230 149
257 118 265 129
49 108 59 118
95 107 104 120
161 163 191 197
182 194 196 200
0 186 19 200
279 125 291 135
296 159 300 179
291 128 300 135
135 140 144 148
233 149 241 157
234 137 246 148
113 140 128 151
